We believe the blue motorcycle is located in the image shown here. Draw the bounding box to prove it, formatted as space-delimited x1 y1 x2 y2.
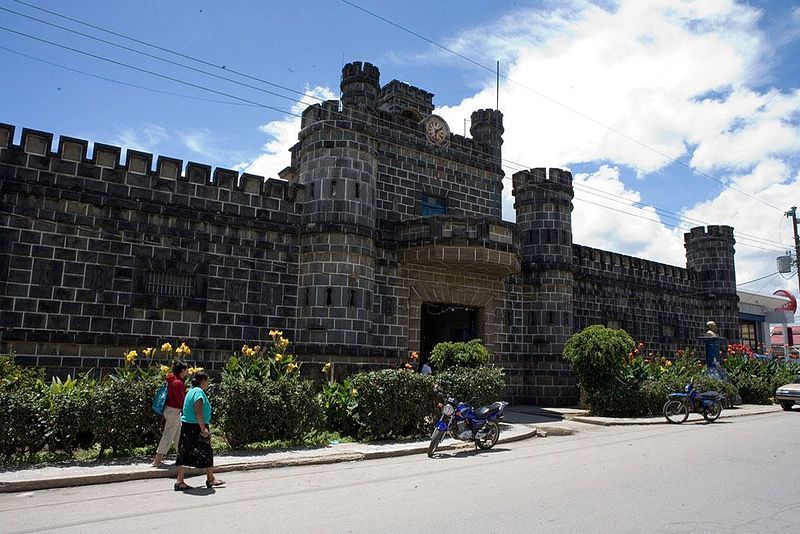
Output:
663 383 724 424
427 397 508 457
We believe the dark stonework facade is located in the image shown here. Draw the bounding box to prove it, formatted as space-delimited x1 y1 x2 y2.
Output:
0 61 739 405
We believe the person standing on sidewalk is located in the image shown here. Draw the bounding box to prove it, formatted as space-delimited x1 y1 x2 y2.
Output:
153 361 189 467
174 371 224 491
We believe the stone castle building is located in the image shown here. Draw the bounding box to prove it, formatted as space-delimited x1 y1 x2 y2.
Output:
0 61 738 405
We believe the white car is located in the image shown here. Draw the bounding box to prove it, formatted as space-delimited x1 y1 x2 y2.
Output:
775 376 800 411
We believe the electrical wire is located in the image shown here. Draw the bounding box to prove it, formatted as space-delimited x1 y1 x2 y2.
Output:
737 272 781 286
0 11 788 252
0 25 295 118
0 45 263 108
1 4 789 251
5 0 791 249
338 0 785 214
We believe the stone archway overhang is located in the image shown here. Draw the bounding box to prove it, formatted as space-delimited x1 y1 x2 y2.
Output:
397 216 521 276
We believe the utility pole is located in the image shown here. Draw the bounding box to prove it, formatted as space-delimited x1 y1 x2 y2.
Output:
787 206 800 293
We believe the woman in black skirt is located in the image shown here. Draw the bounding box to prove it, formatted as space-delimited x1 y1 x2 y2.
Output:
174 371 224 491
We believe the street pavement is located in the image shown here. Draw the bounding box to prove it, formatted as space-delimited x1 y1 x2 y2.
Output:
1 408 798 533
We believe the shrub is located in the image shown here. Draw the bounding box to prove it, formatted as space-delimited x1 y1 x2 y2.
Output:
435 366 505 407
93 374 162 455
48 374 98 453
348 369 437 440
0 385 50 459
320 378 359 436
563 325 634 415
217 377 323 448
428 339 489 371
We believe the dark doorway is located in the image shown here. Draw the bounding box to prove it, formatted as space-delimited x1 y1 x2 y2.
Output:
420 303 480 361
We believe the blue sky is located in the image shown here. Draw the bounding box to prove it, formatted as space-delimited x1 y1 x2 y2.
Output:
2 0 800 297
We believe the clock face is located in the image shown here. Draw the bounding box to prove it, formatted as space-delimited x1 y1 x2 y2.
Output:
425 115 450 145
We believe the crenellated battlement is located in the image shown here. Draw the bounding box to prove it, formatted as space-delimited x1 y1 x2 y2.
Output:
573 243 694 285
470 109 504 132
378 80 434 117
0 123 302 219
684 224 735 244
341 61 381 86
512 167 574 199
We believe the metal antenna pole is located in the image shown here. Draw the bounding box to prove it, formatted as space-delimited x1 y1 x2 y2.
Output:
496 60 500 110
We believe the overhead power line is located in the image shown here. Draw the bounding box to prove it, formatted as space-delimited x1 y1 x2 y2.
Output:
338 0 785 214
0 45 263 107
0 8 787 253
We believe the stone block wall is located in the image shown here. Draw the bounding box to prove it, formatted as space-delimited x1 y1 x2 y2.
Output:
0 124 301 375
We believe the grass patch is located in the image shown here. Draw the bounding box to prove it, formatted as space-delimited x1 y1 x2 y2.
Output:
0 431 353 468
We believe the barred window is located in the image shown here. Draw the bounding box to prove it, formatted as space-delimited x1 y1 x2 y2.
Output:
145 271 195 298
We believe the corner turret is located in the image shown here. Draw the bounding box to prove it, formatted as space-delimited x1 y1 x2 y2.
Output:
685 225 739 342
470 109 504 163
340 61 381 111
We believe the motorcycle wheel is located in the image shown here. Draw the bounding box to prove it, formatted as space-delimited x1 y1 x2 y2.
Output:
427 428 444 458
663 400 689 424
476 421 500 450
703 401 722 422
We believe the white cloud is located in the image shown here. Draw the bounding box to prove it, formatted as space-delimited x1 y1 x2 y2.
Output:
432 0 800 295
242 86 336 179
112 125 167 152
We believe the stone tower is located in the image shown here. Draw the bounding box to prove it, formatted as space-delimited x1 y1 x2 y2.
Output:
470 109 504 168
684 225 739 342
512 167 576 405
293 61 380 355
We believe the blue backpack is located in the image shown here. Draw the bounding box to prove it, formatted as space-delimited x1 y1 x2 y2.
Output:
152 381 168 415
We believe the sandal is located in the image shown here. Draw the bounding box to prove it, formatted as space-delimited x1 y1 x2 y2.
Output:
174 482 193 491
206 478 225 488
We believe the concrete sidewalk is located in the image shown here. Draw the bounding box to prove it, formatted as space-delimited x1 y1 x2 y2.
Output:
0 419 561 494
563 403 784 426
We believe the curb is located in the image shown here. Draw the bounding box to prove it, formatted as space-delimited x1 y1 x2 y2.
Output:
569 405 783 426
0 427 541 494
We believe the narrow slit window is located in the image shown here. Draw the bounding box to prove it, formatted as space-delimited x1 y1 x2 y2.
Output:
354 183 360 199
547 311 554 325
308 182 315 199
349 289 356 307
330 180 337 197
305 288 310 306
326 287 333 306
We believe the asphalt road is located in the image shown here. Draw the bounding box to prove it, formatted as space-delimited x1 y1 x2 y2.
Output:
2 411 799 533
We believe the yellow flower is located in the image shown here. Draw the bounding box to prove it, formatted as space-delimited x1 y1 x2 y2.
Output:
286 362 297 373
253 345 262 353
242 344 251 355
322 362 331 373
275 353 284 363
278 337 289 349
142 347 154 358
245 347 255 357
124 350 137 363
161 342 173 353
187 366 204 375
176 342 191 356
160 364 170 376
269 330 283 338
665 360 672 367
351 388 358 397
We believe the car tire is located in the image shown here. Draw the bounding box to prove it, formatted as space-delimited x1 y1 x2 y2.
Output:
780 401 794 411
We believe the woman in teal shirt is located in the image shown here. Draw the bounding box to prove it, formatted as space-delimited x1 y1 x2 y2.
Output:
174 371 224 490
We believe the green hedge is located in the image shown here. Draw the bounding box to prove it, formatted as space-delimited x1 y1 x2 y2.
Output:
428 339 489 371
435 366 505 407
347 369 438 440
217 377 324 448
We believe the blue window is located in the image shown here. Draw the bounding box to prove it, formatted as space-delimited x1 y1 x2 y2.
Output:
420 195 446 216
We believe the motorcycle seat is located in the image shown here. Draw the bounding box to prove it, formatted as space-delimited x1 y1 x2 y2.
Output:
701 391 721 399
476 401 504 418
